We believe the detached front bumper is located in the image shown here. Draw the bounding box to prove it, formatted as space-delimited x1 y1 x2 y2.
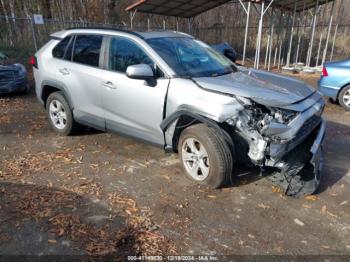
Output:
268 114 324 164
310 118 326 182
267 118 326 197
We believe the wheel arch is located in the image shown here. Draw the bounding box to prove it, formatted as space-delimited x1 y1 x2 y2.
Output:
41 80 74 109
337 83 350 100
161 110 234 153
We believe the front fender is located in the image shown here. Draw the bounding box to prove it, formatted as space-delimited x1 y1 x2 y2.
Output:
161 110 233 152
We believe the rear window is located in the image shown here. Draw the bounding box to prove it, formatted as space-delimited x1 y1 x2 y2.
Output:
72 35 103 67
52 36 72 58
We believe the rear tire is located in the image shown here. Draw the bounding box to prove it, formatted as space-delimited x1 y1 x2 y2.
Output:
328 97 338 104
178 124 233 189
46 92 78 136
339 85 350 111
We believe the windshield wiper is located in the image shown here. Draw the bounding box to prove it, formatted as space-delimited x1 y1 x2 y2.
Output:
211 71 233 77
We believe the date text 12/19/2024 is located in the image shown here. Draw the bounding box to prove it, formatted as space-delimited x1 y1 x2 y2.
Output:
127 256 220 261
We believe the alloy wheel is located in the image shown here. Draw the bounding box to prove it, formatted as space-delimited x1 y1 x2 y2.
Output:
49 99 67 130
181 137 210 181
343 89 350 107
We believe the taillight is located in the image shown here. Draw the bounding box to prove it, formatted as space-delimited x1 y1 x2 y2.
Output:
29 56 38 69
322 67 328 77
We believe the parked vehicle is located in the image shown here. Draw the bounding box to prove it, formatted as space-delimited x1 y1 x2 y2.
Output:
0 62 29 94
32 28 326 197
211 42 237 63
318 58 350 111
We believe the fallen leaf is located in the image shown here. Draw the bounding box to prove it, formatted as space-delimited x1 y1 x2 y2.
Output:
272 186 282 193
294 218 305 226
339 201 348 206
327 211 337 218
161 175 170 180
58 228 65 236
305 195 319 201
258 203 270 209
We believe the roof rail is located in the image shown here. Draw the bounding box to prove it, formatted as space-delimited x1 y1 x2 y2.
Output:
64 27 145 39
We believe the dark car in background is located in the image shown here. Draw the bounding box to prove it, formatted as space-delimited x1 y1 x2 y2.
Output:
0 52 29 94
211 42 238 63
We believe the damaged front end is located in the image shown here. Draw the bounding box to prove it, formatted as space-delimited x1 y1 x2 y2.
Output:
226 93 326 197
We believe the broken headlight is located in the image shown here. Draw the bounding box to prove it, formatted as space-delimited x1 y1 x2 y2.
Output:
272 108 299 124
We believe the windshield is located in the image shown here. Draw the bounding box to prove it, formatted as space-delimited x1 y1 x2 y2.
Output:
146 37 237 78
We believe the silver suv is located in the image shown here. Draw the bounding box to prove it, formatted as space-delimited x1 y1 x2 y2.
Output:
33 28 326 197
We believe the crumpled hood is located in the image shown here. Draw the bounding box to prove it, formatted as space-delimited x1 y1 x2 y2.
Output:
193 69 316 107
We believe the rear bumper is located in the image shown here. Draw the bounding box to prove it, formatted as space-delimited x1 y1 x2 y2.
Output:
318 82 339 100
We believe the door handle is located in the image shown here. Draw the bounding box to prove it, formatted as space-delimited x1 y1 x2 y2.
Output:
103 81 117 89
59 68 70 75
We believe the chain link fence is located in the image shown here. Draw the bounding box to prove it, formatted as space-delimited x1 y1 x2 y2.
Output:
1 15 349 68
194 23 350 68
0 15 126 59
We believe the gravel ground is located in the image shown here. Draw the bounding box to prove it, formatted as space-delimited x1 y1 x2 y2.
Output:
0 73 349 258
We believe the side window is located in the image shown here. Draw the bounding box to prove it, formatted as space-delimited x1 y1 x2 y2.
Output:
52 36 71 58
72 35 103 67
109 37 163 77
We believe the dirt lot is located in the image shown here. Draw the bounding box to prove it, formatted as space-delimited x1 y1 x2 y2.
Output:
0 73 349 258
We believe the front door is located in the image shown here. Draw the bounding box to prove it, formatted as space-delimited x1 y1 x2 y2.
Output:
102 36 170 146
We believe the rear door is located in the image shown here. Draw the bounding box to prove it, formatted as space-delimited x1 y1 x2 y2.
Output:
45 35 73 98
57 34 105 129
101 36 170 145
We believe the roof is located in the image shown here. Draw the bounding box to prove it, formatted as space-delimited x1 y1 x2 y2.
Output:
51 28 192 40
136 30 193 39
126 0 335 17
50 28 143 40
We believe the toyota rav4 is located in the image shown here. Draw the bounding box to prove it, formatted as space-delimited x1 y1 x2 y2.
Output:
32 28 326 197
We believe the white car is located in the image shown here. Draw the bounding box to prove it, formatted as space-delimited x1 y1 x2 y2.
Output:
32 28 326 197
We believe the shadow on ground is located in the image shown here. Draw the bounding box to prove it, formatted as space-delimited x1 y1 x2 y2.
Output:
0 181 138 258
316 120 350 193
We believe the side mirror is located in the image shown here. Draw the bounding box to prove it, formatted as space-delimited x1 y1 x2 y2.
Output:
126 64 154 80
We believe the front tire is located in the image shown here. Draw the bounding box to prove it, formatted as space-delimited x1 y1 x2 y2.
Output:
339 85 350 111
46 92 77 136
328 97 338 104
178 124 233 189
